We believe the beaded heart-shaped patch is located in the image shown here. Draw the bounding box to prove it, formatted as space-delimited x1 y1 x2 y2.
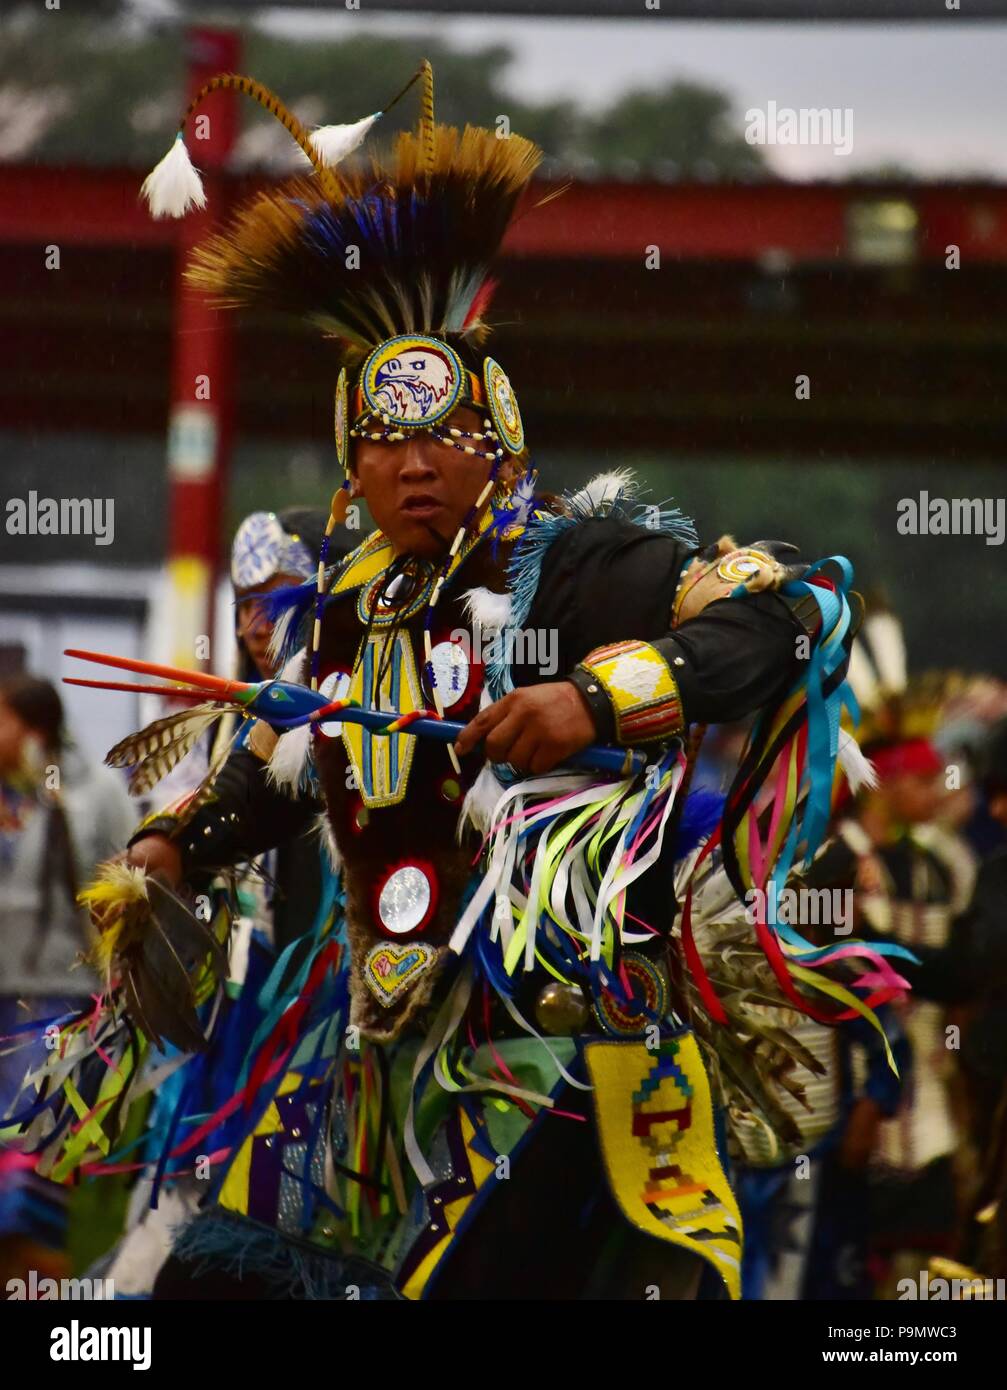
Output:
364 942 437 1007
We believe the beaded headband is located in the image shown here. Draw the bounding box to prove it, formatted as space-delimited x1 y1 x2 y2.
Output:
335 334 524 475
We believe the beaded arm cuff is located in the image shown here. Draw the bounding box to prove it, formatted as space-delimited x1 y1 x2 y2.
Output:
575 639 685 746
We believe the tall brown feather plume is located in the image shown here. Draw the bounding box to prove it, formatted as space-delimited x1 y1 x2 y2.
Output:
186 123 544 364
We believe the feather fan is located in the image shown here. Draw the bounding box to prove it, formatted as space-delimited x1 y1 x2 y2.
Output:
82 863 229 1053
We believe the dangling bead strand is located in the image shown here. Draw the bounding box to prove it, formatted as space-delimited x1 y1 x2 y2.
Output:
309 484 350 690
349 414 503 462
422 466 504 774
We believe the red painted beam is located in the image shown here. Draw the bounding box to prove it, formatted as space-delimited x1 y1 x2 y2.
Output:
509 181 841 260
0 165 177 248
2 164 1006 262
164 26 241 661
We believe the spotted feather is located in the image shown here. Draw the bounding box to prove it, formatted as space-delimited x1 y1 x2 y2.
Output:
104 703 225 796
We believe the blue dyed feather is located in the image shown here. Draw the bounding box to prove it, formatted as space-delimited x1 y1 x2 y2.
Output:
250 578 320 670
674 788 725 860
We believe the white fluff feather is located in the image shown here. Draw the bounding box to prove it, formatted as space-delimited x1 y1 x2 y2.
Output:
307 113 381 167
265 649 313 793
140 135 206 219
266 605 299 669
267 723 311 794
280 649 308 684
838 729 878 793
458 763 507 840
462 587 512 635
568 469 638 514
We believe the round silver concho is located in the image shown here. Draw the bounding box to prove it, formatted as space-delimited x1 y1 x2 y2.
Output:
427 639 470 709
377 865 432 936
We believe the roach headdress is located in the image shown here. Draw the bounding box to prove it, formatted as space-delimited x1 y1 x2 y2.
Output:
142 60 544 726
144 61 540 476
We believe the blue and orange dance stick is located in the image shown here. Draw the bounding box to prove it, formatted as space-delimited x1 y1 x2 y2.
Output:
63 648 645 776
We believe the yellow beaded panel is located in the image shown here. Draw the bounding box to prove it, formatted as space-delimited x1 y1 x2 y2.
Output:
585 1035 743 1301
342 630 423 808
579 639 684 745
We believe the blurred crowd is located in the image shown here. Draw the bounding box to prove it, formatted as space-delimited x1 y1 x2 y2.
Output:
698 619 1007 1299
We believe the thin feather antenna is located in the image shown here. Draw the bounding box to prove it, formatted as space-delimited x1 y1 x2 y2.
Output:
141 72 341 219
419 59 435 175
306 64 425 170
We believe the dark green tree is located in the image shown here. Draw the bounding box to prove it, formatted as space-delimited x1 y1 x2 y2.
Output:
0 8 761 179
588 81 769 177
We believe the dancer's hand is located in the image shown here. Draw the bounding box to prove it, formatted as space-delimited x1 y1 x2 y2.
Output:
454 682 596 775
83 836 183 932
124 834 183 890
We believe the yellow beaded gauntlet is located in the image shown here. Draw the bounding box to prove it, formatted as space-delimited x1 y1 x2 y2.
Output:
575 639 685 746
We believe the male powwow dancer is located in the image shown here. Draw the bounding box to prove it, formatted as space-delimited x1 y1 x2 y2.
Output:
3 62 913 1301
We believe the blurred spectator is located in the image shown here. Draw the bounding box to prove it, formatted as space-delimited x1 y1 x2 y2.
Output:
151 506 336 809
0 674 133 1282
911 716 1007 1280
807 735 976 1286
0 674 134 1112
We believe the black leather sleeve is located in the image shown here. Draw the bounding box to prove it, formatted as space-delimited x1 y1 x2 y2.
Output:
522 516 804 731
651 592 804 726
131 748 321 878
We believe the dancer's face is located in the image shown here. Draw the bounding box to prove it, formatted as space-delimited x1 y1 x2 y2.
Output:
884 771 943 826
353 405 497 560
236 572 303 679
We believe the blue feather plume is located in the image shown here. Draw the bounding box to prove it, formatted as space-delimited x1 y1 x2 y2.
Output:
674 788 725 860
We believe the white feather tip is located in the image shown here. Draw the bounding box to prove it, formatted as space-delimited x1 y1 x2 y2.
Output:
458 762 506 839
140 135 206 220
569 469 639 515
267 723 312 794
267 608 297 669
307 113 381 168
838 729 878 794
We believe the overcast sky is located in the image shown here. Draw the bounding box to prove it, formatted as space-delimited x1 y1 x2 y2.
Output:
260 12 1007 178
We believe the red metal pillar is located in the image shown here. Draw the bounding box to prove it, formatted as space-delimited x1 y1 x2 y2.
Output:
165 26 240 668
